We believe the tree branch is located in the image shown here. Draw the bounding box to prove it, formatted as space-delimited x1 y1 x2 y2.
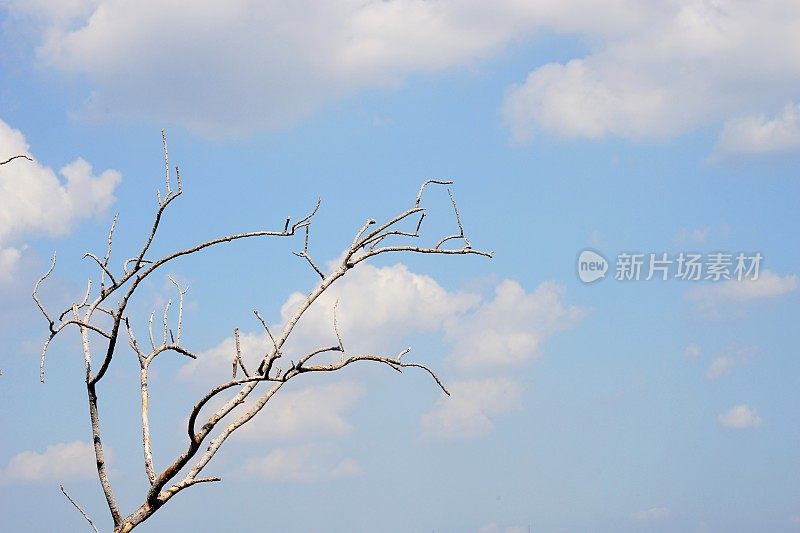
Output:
0 154 32 166
60 484 100 533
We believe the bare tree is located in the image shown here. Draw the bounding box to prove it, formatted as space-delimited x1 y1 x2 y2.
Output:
32 132 491 532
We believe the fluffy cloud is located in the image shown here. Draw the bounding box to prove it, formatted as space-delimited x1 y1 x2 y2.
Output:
714 103 800 157
717 404 762 429
11 0 532 136
0 441 101 484
0 119 121 281
446 280 582 369
11 1 799 144
180 262 480 383
239 444 361 482
502 1 800 148
277 262 479 357
179 264 578 441
181 263 579 383
420 378 523 440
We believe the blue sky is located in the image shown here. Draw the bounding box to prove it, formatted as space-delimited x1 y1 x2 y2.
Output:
1 2 799 532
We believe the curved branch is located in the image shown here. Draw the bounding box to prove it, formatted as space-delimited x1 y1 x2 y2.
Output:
83 253 117 286
415 179 453 207
33 252 57 332
0 154 32 166
301 351 450 395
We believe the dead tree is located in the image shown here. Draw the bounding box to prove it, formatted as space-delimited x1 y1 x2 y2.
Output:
33 132 491 532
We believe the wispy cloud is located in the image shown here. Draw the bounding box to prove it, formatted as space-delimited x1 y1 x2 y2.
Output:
632 506 671 521
686 270 797 317
420 378 522 440
684 343 702 358
706 346 757 380
714 103 800 157
717 404 762 429
239 444 361 482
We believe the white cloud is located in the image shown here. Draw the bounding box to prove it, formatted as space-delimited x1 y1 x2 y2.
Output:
714 103 800 157
240 444 361 482
181 263 579 382
633 507 671 521
179 329 278 385
684 343 701 358
11 1 534 136
686 270 798 317
179 265 578 442
278 262 479 357
0 441 100 484
446 280 583 369
238 381 365 441
717 404 762 429
420 378 522 440
12 1 799 143
0 119 121 282
179 262 480 384
502 1 800 147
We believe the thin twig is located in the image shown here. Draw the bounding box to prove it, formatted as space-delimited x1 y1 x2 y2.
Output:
333 300 344 354
83 253 117 287
33 252 57 332
60 484 100 533
162 299 172 346
162 129 171 198
168 276 188 344
232 328 240 379
0 154 32 166
415 179 453 207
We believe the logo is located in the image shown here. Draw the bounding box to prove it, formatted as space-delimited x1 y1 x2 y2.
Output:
577 249 608 283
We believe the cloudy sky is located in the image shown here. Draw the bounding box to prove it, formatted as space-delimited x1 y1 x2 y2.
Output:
0 1 798 531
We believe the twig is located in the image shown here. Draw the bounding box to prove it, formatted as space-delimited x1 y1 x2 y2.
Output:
83 253 117 287
33 252 57 332
415 179 453 207
0 154 32 166
168 276 188 344
60 484 100 533
102 214 119 289
162 129 171 198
